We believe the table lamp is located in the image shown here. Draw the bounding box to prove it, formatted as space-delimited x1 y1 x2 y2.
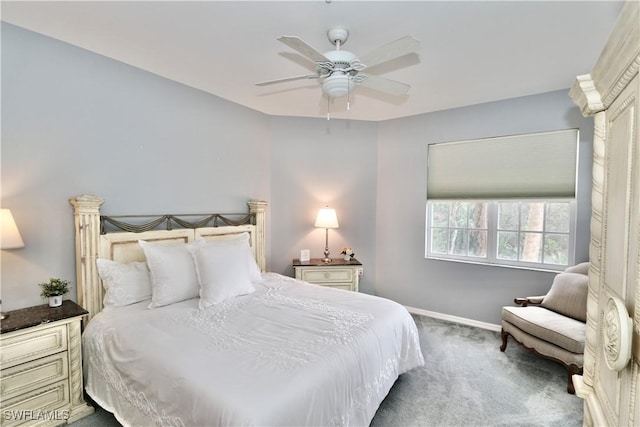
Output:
1 209 25 320
314 206 339 263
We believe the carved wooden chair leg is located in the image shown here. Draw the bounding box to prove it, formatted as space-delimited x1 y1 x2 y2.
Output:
500 329 508 352
566 365 582 394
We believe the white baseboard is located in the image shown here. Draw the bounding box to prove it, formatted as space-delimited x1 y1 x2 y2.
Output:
406 306 501 332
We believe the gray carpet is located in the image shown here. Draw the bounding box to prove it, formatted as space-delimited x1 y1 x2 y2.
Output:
71 314 582 427
370 315 582 427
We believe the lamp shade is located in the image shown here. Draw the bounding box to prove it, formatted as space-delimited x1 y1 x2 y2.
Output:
1 209 25 249
314 207 339 229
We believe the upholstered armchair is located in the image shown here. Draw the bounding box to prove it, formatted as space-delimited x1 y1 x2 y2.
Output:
500 262 589 394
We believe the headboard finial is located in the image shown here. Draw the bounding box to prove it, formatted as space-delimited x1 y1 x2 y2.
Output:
69 194 104 212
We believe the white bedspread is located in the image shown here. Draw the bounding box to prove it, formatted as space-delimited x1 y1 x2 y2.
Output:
83 273 424 427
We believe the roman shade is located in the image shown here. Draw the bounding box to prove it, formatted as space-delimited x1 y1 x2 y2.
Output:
427 129 578 200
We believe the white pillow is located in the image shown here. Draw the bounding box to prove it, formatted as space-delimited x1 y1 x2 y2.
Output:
197 233 262 283
139 240 200 308
96 258 152 307
188 234 256 308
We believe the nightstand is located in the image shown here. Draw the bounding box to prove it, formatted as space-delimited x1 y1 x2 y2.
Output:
293 258 363 292
0 301 94 426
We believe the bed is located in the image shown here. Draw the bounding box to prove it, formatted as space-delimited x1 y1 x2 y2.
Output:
70 195 424 426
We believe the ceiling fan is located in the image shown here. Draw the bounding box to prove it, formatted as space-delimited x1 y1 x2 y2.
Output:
256 27 420 102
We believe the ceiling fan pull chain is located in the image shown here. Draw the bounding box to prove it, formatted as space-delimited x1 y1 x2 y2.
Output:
327 96 331 120
347 77 351 111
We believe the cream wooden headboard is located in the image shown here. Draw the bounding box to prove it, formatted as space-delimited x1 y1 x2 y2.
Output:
69 195 267 326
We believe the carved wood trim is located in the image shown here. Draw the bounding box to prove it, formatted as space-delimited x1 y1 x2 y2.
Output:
69 195 104 328
570 2 640 116
248 200 267 272
66 319 94 421
582 112 606 394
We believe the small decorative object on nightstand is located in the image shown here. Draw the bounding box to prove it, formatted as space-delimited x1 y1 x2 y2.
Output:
340 247 355 261
39 278 71 307
0 301 94 426
293 258 363 292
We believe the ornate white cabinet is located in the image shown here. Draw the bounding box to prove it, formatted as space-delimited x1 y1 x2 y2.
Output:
569 2 640 425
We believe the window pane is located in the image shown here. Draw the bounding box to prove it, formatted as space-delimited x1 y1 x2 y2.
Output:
544 234 569 265
431 203 449 227
449 229 467 255
469 230 487 257
497 231 518 260
498 202 518 230
520 232 543 263
469 202 488 229
546 203 570 232
450 202 468 228
427 199 574 270
431 228 448 254
520 203 544 232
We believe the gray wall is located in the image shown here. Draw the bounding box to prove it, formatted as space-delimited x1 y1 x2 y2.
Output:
375 92 593 324
2 24 593 326
269 117 378 294
1 24 271 311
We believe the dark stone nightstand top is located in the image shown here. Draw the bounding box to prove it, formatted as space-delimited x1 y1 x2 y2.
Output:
1 300 88 334
292 258 362 267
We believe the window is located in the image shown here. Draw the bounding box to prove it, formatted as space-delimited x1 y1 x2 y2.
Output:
425 129 578 271
426 200 575 270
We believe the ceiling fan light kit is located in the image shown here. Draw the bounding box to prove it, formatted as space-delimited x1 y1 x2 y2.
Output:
256 26 420 115
322 74 355 98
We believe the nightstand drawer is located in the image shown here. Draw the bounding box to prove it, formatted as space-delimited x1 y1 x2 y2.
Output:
1 352 69 400
1 380 70 427
320 283 353 291
300 268 354 283
0 325 68 370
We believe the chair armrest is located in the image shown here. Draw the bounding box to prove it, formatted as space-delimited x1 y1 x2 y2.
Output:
514 295 545 307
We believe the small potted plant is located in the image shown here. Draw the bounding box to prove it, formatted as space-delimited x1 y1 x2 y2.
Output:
341 247 355 261
39 278 71 307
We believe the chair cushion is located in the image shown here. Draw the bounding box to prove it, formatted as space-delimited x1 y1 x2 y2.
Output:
541 272 588 322
501 320 583 367
564 262 589 275
502 306 585 354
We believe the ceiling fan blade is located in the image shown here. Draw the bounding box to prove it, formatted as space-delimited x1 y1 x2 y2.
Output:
256 74 321 86
357 74 410 96
278 36 330 63
358 35 420 68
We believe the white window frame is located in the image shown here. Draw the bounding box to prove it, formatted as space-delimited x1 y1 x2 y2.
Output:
425 199 576 271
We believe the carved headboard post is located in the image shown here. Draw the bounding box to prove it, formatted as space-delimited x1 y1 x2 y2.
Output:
69 195 104 327
248 200 267 272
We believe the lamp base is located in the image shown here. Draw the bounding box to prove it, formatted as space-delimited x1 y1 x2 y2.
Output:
323 242 332 263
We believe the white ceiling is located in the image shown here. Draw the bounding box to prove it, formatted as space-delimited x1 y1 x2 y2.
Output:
1 1 625 121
